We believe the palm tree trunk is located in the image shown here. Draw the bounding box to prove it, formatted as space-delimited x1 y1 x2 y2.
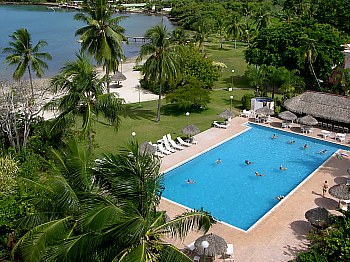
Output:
234 39 237 49
156 82 162 123
309 61 321 90
28 66 34 100
106 66 110 93
88 130 93 153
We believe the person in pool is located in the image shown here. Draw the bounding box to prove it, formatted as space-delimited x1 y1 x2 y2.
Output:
186 179 196 184
318 149 327 154
216 158 222 164
245 160 253 165
288 140 296 144
279 165 288 170
255 171 264 176
272 134 277 139
276 195 285 201
303 144 309 149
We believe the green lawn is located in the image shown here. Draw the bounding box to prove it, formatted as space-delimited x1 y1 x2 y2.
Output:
93 42 253 155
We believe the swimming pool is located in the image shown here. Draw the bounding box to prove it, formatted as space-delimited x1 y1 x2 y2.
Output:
162 124 349 231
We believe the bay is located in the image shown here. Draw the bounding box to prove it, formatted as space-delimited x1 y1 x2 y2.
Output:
0 4 174 79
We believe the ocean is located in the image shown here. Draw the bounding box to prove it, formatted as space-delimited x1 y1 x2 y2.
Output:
0 4 174 79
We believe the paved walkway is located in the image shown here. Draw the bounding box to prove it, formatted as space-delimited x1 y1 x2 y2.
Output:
159 117 350 262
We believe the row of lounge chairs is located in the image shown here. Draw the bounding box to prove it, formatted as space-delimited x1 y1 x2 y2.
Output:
153 134 197 158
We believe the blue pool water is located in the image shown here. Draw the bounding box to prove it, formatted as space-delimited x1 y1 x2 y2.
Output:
163 124 349 231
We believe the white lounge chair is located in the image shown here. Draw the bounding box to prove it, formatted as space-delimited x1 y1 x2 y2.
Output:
162 136 176 153
191 136 198 144
166 134 184 150
213 121 230 129
177 137 191 147
157 144 171 155
187 241 195 253
225 243 234 259
153 151 164 158
321 130 331 139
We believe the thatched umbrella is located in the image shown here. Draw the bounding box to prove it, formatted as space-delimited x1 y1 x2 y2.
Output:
329 184 350 200
182 124 200 136
278 111 297 121
284 91 350 124
255 106 274 115
111 71 127 82
194 233 227 257
299 115 318 126
305 207 331 229
219 109 235 119
139 142 157 154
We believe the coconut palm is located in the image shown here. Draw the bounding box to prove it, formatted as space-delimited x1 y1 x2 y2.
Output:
50 53 123 152
3 28 52 99
13 140 214 261
245 64 267 96
225 12 242 49
194 18 214 54
254 6 271 31
300 34 322 90
74 0 127 93
137 23 181 123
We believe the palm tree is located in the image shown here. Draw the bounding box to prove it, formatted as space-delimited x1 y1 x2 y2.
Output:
216 17 226 49
74 0 127 93
254 6 271 31
225 13 242 49
279 68 305 99
245 64 267 96
193 18 213 54
51 53 123 152
3 28 52 99
137 23 181 123
300 34 322 90
13 140 214 261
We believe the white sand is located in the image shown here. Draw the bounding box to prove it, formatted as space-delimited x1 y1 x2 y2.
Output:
98 58 158 104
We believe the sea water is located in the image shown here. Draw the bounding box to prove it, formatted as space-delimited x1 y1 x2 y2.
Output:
0 5 174 79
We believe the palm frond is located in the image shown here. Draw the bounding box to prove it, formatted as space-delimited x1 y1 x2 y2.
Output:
159 244 192 262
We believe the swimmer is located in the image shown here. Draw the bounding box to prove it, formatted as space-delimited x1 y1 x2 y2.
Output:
272 134 277 139
288 140 295 144
245 160 253 165
255 171 264 176
276 195 285 201
186 179 196 184
318 149 327 154
216 158 222 164
303 144 309 149
279 165 288 170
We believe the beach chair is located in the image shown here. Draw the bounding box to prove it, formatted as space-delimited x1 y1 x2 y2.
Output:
166 134 184 150
321 130 331 139
186 241 196 253
157 144 172 155
335 133 346 142
153 151 164 158
191 136 198 145
162 136 176 152
225 244 234 259
213 121 230 129
177 137 191 147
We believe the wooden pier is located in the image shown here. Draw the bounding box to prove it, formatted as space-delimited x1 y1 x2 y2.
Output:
125 36 147 42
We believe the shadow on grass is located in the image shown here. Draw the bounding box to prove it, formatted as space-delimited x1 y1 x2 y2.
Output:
206 45 232 52
161 103 204 116
121 104 156 120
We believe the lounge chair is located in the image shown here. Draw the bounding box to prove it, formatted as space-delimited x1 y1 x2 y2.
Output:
177 137 191 147
153 151 164 158
225 244 234 259
187 241 196 253
213 121 230 129
191 136 198 144
335 133 346 142
162 136 176 153
193 256 200 262
166 134 184 150
157 143 172 155
321 130 331 139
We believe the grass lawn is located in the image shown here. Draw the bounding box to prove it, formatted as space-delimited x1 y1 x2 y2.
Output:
93 42 253 155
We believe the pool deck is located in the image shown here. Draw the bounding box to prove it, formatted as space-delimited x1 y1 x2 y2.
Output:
158 117 350 262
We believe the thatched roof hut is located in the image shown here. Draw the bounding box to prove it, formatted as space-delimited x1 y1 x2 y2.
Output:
284 91 350 124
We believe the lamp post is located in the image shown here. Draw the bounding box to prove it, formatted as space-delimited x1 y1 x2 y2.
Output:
231 69 234 88
120 58 123 74
131 131 136 138
230 95 233 112
186 112 190 125
201 240 209 262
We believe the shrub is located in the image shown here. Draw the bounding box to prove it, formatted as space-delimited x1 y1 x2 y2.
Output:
241 93 255 109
